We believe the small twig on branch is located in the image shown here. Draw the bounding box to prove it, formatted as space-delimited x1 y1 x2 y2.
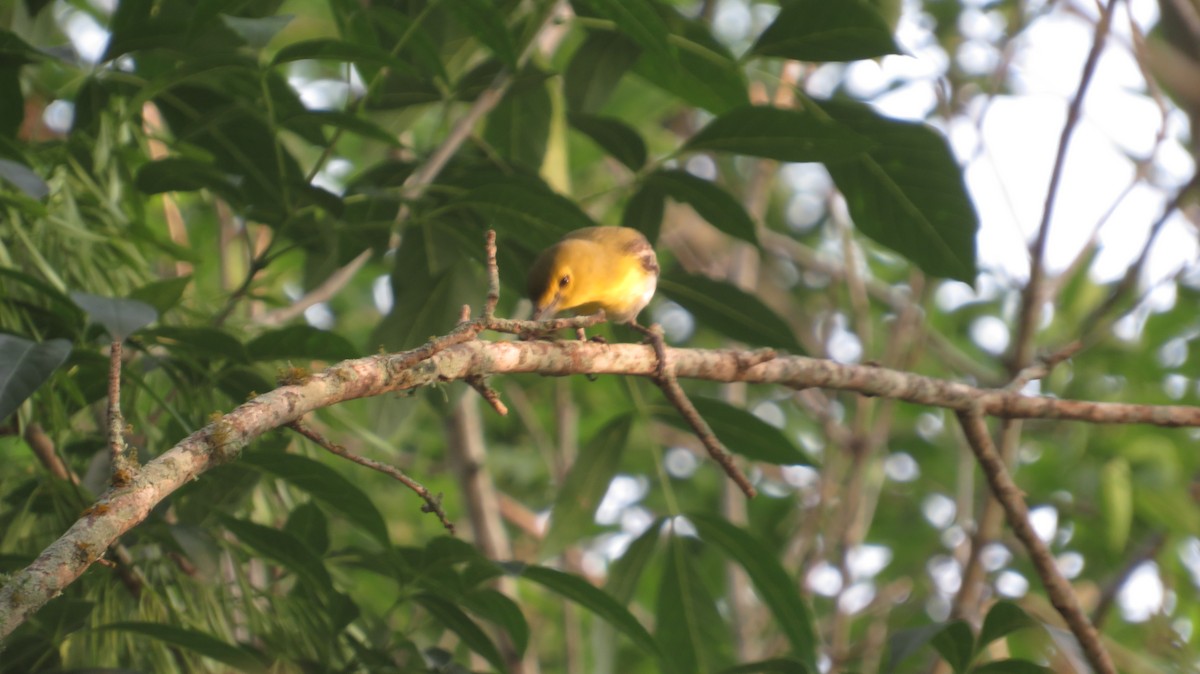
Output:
955 408 1116 674
1013 0 1118 371
484 230 500 319
289 419 454 533
467 375 508 416
633 322 758 498
107 340 137 486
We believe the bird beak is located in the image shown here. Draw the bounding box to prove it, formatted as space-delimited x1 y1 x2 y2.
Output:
533 294 560 321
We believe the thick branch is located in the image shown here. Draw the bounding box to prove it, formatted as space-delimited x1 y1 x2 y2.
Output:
4 339 1200 638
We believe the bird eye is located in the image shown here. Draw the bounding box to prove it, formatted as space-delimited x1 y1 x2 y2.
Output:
558 275 570 288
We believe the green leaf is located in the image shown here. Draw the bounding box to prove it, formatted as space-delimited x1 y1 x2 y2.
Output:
134 158 244 204
415 592 509 674
462 588 530 657
129 276 192 315
977 601 1041 652
645 169 756 243
972 659 1053 674
446 0 518 68
578 0 676 67
450 178 594 250
605 517 666 604
568 112 647 171
820 99 979 281
632 17 749 114
622 181 666 244
285 502 330 556
565 30 641 112
688 514 817 669
271 37 411 72
97 622 268 672
290 110 400 145
221 14 294 49
0 335 71 423
242 451 391 545
885 623 945 673
658 271 804 353
142 326 249 363
508 563 660 658
717 660 812 674
70 292 157 341
220 515 335 597
1101 457 1133 552
656 532 731 674
0 67 20 141
750 0 901 62
664 398 809 465
0 158 48 200
931 620 974 674
246 325 358 362
485 77 552 169
684 105 873 163
0 29 43 66
541 413 634 558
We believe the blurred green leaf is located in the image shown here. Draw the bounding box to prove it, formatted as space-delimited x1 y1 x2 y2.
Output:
978 602 1041 653
578 0 676 67
486 77 552 170
70 292 157 341
0 335 71 422
0 159 47 200
1101 457 1133 552
129 276 192 315
415 592 509 674
658 271 804 353
622 181 666 244
568 112 648 170
972 659 1053 674
463 588 530 657
565 30 641 112
656 532 731 674
97 622 268 672
242 451 391 545
142 326 249 363
656 398 809 465
717 660 811 674
247 325 358 362
446 0 518 68
688 514 817 668
821 99 979 282
645 169 756 243
221 515 335 596
508 563 661 658
632 16 748 114
750 0 901 62
542 413 634 558
931 621 974 674
285 501 330 556
606 517 666 603
685 106 872 162
886 623 945 673
449 177 593 249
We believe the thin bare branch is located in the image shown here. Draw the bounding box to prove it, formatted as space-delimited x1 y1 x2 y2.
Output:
955 409 1116 674
290 419 453 533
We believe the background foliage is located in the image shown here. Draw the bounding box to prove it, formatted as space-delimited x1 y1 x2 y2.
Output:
1 0 1197 672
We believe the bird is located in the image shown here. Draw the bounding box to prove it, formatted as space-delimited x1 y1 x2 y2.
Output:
526 226 659 328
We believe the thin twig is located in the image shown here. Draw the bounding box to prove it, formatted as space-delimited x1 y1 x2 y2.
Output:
955 408 1116 674
107 340 137 486
1013 0 1118 371
467 375 509 416
290 419 453 533
259 249 372 326
484 230 500 319
633 322 758 498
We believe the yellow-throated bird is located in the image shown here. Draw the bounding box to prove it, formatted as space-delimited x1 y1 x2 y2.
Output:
527 226 659 326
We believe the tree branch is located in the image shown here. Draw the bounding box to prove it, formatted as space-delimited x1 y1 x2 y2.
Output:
955 409 1116 674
